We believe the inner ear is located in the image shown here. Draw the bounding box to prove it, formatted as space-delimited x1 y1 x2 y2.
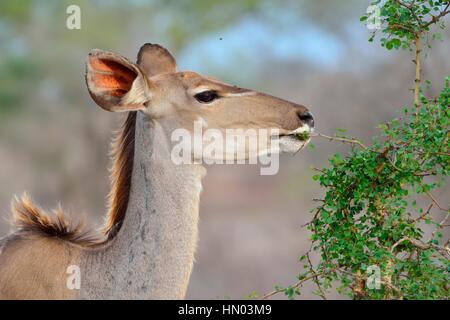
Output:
86 50 150 112
90 58 138 98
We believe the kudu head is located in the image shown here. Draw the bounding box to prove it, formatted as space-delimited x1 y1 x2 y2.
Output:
85 43 314 161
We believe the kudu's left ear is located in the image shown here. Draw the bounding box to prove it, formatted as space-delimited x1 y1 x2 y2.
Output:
86 49 151 112
137 43 177 77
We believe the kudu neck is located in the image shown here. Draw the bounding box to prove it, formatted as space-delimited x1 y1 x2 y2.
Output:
82 112 205 299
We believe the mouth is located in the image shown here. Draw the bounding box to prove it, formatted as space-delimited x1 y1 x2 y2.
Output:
278 125 313 153
280 125 312 141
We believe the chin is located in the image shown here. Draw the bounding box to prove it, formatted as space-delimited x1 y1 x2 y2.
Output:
279 135 311 154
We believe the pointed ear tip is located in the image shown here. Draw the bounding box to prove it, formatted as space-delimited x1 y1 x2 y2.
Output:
87 49 106 65
138 43 172 54
88 49 103 56
140 43 160 49
88 49 121 60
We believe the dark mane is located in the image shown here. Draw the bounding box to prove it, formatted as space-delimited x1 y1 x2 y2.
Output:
11 194 100 246
103 111 136 237
10 112 137 245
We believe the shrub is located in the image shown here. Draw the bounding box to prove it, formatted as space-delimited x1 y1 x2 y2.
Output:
262 0 449 300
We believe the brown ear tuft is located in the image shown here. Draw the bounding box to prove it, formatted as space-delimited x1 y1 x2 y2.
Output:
137 43 177 77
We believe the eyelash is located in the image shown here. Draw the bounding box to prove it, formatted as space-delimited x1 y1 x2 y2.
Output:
194 91 219 103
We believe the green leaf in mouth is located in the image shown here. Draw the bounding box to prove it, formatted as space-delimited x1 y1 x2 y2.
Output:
295 132 310 141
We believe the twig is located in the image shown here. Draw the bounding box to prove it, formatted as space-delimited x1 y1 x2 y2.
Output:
389 23 415 32
391 236 450 258
413 35 421 110
311 132 367 149
424 190 449 212
380 280 404 300
260 270 331 300
431 204 450 239
412 203 433 222
387 156 435 177
306 253 327 300
301 208 321 228
393 0 450 111
394 0 423 30
423 3 450 28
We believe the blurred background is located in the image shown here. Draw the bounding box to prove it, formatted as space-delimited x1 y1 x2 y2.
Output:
0 0 448 299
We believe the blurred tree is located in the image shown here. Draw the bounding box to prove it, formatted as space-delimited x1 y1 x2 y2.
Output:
0 0 369 118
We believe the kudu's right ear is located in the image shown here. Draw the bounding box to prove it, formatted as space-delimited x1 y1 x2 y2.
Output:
86 50 151 112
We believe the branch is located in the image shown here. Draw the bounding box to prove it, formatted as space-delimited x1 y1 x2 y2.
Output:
394 0 424 31
412 203 433 222
424 190 449 212
391 236 450 258
306 253 327 300
301 208 320 228
413 35 421 108
388 23 415 33
423 3 450 28
260 269 335 300
311 132 367 149
380 280 404 299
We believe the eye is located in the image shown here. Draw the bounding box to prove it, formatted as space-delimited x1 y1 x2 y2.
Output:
194 90 219 103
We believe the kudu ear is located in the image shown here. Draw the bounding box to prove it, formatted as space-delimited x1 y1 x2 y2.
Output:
137 43 177 77
86 49 150 112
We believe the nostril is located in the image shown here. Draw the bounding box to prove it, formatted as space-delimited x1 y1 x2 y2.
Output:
298 111 314 127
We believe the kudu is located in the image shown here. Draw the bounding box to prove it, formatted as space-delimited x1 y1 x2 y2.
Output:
0 43 314 299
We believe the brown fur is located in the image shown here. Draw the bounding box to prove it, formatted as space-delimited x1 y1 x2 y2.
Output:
0 235 80 299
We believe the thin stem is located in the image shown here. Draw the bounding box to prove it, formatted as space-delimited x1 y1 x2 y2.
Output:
311 132 367 149
424 190 449 212
306 253 327 300
395 0 423 28
414 35 421 110
260 270 332 300
423 3 450 28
